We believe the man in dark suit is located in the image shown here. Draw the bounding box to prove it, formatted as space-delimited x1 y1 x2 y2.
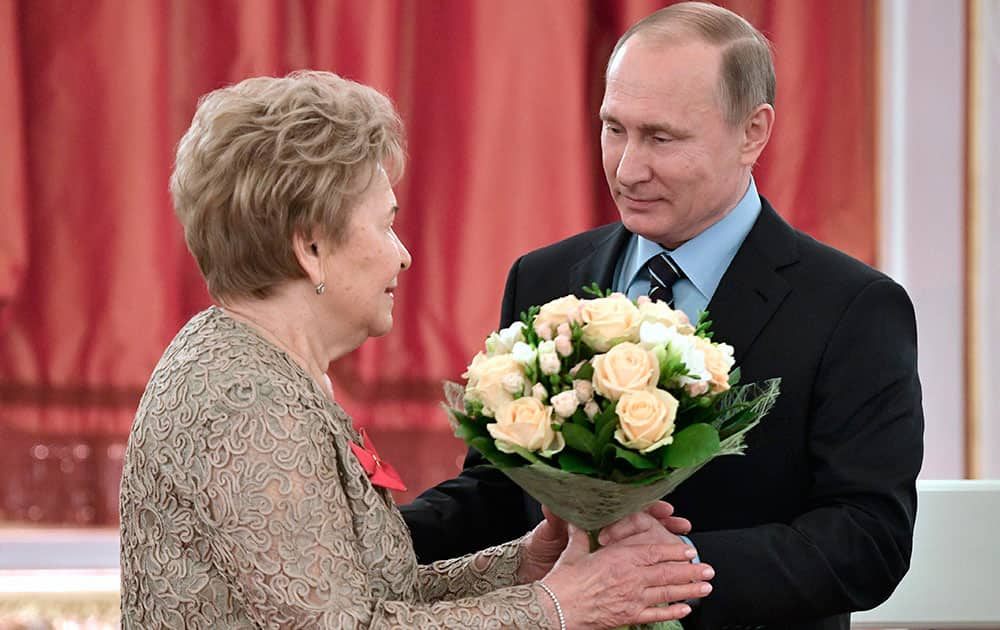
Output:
402 3 924 629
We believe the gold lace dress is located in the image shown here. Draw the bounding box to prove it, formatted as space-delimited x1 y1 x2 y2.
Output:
119 307 549 628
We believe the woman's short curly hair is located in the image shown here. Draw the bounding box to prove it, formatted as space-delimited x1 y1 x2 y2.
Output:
170 70 405 302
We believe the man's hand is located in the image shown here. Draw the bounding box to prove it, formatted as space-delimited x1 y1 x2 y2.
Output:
645 500 693 536
518 506 567 584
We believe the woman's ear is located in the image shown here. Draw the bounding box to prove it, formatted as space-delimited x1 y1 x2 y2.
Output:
292 230 324 286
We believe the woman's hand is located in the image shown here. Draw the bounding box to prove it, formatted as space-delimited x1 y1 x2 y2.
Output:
519 501 691 585
539 512 714 629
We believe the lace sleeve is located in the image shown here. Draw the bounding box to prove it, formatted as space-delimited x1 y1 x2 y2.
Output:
416 537 528 601
190 407 550 629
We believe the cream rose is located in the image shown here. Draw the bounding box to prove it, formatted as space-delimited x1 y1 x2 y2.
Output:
591 342 660 402
578 293 641 351
638 300 695 335
463 352 524 416
534 295 582 336
614 389 678 453
488 397 565 456
694 336 735 393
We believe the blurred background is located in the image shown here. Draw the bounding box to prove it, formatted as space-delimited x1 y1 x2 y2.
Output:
0 0 997 626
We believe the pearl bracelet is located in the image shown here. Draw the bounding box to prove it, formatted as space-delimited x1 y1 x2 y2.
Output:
537 580 566 630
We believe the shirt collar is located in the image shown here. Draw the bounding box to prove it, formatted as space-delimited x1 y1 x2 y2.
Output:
628 177 761 302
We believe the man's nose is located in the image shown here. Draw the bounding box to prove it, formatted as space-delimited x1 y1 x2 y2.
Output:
616 142 652 186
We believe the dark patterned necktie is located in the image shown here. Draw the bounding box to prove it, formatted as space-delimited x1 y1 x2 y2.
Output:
647 253 683 306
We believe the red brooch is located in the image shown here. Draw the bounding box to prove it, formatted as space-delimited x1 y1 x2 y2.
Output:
349 429 407 492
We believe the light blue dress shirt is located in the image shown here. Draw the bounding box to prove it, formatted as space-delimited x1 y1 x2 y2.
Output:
612 178 762 324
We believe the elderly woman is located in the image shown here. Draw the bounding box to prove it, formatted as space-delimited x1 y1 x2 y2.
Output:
119 71 713 629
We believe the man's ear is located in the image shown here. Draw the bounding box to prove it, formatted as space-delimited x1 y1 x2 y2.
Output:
740 103 774 166
292 230 323 285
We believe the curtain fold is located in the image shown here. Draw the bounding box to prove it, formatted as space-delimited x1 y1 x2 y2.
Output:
0 0 29 328
0 0 876 523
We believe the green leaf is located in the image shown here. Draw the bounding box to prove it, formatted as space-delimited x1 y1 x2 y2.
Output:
464 400 484 417
728 366 742 386
614 446 658 469
469 437 524 468
593 408 618 457
454 414 490 441
561 422 596 454
507 444 543 464
718 408 757 440
695 310 714 339
581 282 611 298
468 437 525 468
557 450 598 474
454 422 480 442
661 423 721 468
573 361 594 381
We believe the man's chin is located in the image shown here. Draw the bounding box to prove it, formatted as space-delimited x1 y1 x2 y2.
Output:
619 212 671 244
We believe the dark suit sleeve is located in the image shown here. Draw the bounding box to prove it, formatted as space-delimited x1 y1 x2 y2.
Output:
400 258 535 563
686 278 923 627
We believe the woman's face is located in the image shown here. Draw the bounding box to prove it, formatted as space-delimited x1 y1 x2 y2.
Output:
321 170 411 341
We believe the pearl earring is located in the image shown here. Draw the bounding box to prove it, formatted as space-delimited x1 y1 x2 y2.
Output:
315 282 326 295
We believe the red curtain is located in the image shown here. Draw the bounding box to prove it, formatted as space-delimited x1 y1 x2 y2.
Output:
0 0 876 524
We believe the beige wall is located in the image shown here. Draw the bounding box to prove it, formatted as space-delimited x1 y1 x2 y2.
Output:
879 0 999 479
879 0 966 478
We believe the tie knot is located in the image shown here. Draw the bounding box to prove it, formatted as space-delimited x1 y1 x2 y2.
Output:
647 253 683 306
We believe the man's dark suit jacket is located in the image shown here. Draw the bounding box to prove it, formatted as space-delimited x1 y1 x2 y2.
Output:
401 199 924 630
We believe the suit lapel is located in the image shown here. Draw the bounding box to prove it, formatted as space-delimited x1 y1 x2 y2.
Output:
567 224 632 297
707 200 798 361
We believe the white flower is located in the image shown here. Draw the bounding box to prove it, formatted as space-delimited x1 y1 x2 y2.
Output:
540 353 561 375
639 320 671 346
573 379 594 403
660 328 710 388
485 333 502 355
584 400 600 419
511 341 537 366
531 383 548 401
551 390 580 418
554 335 573 357
499 321 526 349
537 341 561 375
502 371 525 395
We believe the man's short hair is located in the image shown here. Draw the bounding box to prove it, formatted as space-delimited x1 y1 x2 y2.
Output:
171 70 404 301
608 1 776 125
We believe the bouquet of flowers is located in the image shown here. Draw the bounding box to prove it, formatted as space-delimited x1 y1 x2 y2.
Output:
445 285 781 547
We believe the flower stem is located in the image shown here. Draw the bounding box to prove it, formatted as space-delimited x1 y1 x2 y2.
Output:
587 529 601 552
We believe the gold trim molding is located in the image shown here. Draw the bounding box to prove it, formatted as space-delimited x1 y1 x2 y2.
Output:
963 0 982 479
